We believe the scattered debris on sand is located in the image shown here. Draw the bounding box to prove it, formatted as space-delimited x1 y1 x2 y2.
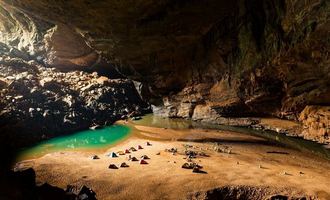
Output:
213 143 233 154
165 148 177 153
182 162 203 170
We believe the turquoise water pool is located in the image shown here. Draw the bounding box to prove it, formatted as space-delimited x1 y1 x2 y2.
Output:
18 114 330 161
18 124 131 160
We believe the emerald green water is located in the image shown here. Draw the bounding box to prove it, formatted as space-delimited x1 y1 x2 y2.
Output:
18 114 330 161
18 124 131 160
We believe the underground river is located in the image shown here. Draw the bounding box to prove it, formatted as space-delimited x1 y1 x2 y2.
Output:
18 114 330 161
14 115 330 199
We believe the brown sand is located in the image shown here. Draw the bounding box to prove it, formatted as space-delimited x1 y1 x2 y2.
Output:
259 118 302 134
15 124 330 200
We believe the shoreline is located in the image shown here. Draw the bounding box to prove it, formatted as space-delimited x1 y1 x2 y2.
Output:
14 121 330 200
17 116 330 162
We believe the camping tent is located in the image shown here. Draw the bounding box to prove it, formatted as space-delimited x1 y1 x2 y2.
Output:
91 155 100 160
141 155 150 159
130 157 139 161
108 152 118 158
108 164 118 169
139 159 148 164
130 147 137 152
120 162 129 168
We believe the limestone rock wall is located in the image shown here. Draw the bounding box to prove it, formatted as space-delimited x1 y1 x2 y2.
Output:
0 1 106 71
0 0 330 143
0 53 150 149
299 106 330 144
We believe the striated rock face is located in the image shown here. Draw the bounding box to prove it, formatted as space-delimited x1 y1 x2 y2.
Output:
42 24 100 71
0 0 329 143
0 1 111 72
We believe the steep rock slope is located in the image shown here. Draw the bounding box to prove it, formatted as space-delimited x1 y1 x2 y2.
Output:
0 56 148 147
0 46 150 171
1 0 329 143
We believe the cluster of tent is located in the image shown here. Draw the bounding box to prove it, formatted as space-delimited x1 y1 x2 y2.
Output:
106 142 152 169
106 144 145 158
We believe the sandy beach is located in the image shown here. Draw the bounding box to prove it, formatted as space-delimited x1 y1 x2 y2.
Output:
15 123 330 200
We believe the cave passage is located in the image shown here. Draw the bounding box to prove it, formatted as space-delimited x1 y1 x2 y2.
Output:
0 0 330 200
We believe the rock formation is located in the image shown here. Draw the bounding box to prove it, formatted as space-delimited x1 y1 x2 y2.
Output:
299 106 330 144
0 52 149 149
189 185 310 200
0 168 97 200
0 0 329 144
0 43 150 171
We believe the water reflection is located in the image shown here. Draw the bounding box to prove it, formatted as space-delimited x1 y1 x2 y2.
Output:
18 125 131 160
133 114 330 160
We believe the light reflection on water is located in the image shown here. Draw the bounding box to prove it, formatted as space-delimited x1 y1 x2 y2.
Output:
18 114 330 161
133 114 330 160
18 124 131 160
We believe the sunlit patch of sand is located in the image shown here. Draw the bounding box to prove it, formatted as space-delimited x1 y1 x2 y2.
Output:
15 124 330 200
